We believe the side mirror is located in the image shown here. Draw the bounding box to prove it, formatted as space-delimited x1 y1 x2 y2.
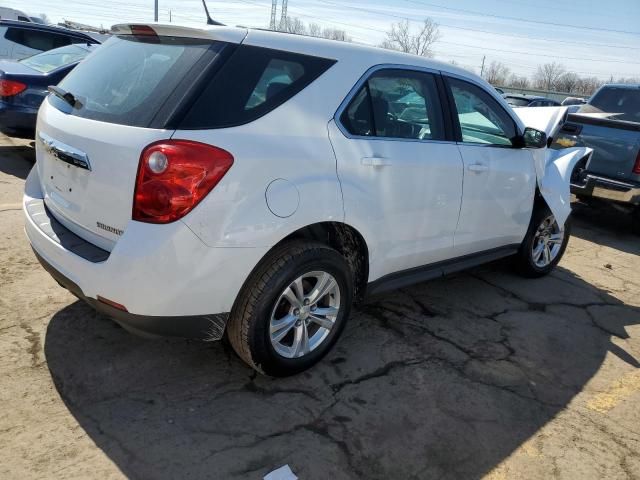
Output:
521 127 547 149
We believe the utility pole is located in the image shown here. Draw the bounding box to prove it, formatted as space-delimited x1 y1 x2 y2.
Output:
154 0 158 21
169 10 172 22
480 55 486 78
270 0 278 30
279 0 288 31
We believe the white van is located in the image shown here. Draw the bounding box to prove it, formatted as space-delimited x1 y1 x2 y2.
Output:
0 7 33 22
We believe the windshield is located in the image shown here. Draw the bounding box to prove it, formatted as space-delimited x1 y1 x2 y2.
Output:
589 87 640 122
20 44 91 73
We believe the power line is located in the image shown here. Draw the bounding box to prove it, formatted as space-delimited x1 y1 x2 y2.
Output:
401 0 640 36
315 0 640 51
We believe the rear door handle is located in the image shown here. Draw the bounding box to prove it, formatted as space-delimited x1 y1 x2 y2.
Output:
361 156 392 167
467 163 489 173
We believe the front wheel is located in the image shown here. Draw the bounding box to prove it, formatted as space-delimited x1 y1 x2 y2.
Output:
227 241 353 376
514 204 571 278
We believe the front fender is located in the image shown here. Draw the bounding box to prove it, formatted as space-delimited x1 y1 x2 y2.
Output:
514 106 593 227
535 147 593 227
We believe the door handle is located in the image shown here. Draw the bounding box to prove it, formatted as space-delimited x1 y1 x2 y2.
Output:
361 156 392 167
467 163 489 173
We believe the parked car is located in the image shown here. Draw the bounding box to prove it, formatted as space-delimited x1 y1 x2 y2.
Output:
506 94 561 107
24 24 590 376
561 96 586 106
0 7 32 22
555 83 640 232
0 43 96 135
0 20 99 61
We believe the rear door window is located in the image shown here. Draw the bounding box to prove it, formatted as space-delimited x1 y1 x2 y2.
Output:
340 69 446 141
49 35 225 128
180 45 336 129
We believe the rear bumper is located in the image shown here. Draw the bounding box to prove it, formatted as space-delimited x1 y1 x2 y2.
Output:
571 174 640 205
33 249 228 340
23 167 269 340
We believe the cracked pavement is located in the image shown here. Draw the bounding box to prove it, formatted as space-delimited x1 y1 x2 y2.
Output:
1 133 639 479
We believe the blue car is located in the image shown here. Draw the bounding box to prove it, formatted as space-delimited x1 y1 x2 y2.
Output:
0 43 96 135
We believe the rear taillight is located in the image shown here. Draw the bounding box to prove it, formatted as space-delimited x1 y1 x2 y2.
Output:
0 79 26 97
633 150 640 174
133 140 234 224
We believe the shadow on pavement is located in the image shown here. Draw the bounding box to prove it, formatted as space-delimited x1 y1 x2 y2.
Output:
44 260 640 479
571 202 640 256
0 143 35 180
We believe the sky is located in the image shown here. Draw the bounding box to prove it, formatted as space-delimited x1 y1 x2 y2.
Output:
7 0 640 80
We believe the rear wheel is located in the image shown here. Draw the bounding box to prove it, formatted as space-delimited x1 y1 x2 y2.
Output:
227 241 352 376
515 204 570 277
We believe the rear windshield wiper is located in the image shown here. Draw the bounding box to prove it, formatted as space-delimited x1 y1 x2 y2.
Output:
48 86 82 108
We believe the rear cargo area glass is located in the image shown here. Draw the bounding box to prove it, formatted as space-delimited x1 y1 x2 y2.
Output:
49 35 225 127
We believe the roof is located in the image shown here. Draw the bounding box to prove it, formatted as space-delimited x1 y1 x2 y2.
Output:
112 22 480 79
599 83 640 89
0 19 100 43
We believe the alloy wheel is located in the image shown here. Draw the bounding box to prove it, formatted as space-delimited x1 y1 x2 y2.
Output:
269 271 341 359
531 214 564 268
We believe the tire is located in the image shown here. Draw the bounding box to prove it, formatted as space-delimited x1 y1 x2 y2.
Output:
227 240 353 376
514 203 571 278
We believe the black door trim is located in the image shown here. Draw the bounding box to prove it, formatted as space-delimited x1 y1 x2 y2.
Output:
366 244 520 297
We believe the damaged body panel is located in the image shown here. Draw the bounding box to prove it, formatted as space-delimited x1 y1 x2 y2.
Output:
514 106 593 226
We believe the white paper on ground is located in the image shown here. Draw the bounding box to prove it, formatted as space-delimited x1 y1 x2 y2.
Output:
264 464 298 480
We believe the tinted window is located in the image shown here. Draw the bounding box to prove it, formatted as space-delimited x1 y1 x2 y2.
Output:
341 69 445 141
5 28 71 51
180 45 335 129
590 87 640 122
17 16 30 22
20 44 90 73
506 97 530 107
50 35 224 128
448 77 517 146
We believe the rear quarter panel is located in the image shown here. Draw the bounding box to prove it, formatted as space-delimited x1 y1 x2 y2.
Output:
174 54 372 249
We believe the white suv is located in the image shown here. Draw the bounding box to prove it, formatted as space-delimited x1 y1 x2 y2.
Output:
24 23 590 376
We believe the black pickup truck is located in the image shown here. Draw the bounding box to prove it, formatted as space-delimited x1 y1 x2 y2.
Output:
553 84 640 232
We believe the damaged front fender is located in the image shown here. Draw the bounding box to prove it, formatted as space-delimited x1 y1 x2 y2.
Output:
514 106 593 227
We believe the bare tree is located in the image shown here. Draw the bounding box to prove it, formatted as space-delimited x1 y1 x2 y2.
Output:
507 74 530 89
483 61 510 86
534 62 566 91
556 72 580 93
575 76 603 96
322 27 351 42
380 18 440 57
39 13 50 24
278 17 307 35
307 22 322 38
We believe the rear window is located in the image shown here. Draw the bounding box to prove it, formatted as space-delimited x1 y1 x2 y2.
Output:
49 35 225 128
590 87 640 122
5 27 71 51
179 45 336 129
20 44 90 73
